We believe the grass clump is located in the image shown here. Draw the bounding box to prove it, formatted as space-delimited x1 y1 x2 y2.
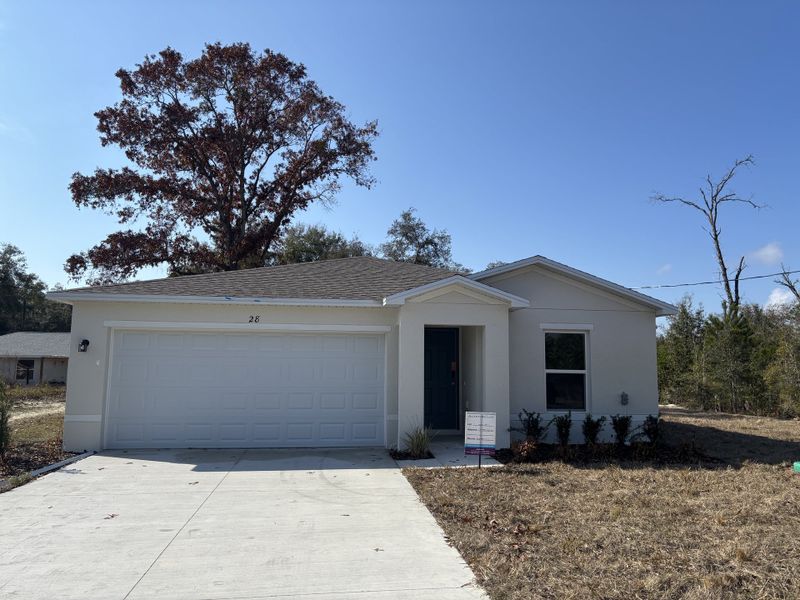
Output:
402 425 435 459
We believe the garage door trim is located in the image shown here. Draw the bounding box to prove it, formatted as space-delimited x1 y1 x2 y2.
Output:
103 320 392 333
102 323 390 449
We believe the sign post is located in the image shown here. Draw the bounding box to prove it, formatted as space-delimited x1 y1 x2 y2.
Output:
464 411 496 468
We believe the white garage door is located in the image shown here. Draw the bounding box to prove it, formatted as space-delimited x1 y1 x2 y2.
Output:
105 330 385 449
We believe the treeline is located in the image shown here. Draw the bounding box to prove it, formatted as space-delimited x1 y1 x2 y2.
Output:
658 297 800 417
0 245 71 335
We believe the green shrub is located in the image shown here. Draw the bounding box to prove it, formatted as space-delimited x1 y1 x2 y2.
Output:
402 425 434 459
641 414 660 444
0 381 11 461
611 414 632 446
581 414 606 445
513 409 549 442
551 412 572 447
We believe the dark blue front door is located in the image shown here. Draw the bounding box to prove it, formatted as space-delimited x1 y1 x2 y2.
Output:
424 328 460 429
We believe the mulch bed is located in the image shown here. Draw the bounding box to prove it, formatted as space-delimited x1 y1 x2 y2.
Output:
389 448 434 460
495 440 711 467
1 438 75 478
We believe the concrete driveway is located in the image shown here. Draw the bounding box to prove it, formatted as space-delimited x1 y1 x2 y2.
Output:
0 449 485 600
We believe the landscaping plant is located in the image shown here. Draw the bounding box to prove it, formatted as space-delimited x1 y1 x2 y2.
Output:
511 438 538 462
581 413 606 445
513 409 549 442
611 414 633 446
641 414 660 444
402 425 434 459
0 381 11 462
552 412 572 447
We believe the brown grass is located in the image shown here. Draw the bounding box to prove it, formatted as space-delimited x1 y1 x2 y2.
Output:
405 409 800 600
1 386 71 481
661 406 800 465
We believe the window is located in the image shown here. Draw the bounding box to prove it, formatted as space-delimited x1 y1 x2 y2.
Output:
16 359 35 384
545 332 587 410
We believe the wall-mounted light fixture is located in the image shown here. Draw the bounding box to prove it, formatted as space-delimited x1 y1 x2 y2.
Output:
78 339 90 353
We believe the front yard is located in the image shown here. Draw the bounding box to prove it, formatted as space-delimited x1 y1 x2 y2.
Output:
1 384 73 482
406 408 800 600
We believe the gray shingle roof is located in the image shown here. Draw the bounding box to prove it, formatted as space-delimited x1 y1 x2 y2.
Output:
0 332 71 358
61 257 458 302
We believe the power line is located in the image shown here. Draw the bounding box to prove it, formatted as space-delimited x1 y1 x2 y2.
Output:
633 269 800 290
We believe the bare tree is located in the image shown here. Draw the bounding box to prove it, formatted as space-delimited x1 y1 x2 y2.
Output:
653 155 761 316
776 265 800 302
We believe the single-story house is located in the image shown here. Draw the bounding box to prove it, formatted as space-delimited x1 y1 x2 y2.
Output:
49 256 676 452
0 332 71 386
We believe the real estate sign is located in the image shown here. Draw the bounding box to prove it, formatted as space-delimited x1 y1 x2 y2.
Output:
464 411 496 456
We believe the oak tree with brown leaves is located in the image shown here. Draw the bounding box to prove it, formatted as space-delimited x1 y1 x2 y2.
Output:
67 43 378 284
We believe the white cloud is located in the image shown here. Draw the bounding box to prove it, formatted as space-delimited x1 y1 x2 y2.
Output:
766 287 794 308
750 242 783 266
656 263 672 275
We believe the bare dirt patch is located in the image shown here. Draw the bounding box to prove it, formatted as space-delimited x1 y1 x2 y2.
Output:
405 410 800 599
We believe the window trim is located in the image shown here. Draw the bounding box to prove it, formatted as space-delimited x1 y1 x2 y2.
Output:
543 329 590 412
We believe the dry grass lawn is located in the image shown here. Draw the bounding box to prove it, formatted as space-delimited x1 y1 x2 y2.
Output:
1 385 71 482
405 408 800 600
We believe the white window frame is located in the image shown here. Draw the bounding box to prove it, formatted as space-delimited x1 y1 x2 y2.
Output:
543 329 590 412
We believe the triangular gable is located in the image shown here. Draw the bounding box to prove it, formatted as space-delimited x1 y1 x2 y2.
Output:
470 256 677 316
383 276 529 308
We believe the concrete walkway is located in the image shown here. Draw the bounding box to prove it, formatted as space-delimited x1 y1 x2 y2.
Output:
395 435 501 468
0 449 486 600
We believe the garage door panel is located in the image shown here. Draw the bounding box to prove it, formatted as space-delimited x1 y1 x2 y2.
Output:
106 331 385 448
320 393 346 409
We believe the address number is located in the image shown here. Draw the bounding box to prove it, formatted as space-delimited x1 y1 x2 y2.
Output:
248 315 261 323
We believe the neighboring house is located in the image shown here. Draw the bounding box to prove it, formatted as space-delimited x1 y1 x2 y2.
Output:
49 256 676 452
0 332 71 386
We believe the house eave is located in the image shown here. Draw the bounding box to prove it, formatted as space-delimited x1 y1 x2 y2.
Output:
46 292 384 308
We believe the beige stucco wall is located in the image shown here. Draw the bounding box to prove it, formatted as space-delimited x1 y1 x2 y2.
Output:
461 326 484 414
482 265 659 443
64 301 400 451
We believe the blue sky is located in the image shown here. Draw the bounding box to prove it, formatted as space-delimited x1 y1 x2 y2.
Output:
1 1 798 313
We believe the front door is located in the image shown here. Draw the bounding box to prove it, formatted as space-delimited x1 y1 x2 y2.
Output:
424 328 459 429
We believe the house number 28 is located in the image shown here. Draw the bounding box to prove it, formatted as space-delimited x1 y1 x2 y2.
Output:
248 315 261 323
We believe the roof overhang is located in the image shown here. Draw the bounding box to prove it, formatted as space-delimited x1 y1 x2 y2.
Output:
469 255 678 317
46 292 382 308
382 275 530 309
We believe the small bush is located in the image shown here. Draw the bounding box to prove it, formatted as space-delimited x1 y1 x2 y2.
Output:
582 414 606 445
513 409 549 442
611 414 633 446
402 425 434 459
0 381 11 461
511 438 538 462
642 414 660 444
552 412 572 447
